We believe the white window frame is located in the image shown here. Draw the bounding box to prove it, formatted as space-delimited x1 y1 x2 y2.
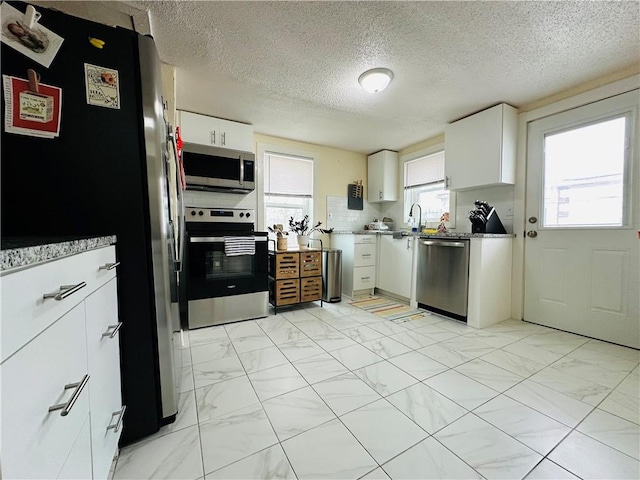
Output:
257 143 318 235
401 145 456 228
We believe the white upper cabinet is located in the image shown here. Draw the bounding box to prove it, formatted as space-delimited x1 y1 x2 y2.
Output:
444 103 518 190
367 150 398 202
178 110 254 152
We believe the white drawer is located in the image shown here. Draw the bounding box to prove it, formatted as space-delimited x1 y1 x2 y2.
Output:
1 303 90 479
353 266 376 290
354 235 376 244
354 243 376 267
1 246 116 362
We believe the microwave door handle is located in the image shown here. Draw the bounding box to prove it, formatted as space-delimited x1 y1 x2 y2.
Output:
239 155 244 187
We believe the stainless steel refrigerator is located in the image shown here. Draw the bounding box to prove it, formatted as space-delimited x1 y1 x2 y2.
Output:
1 1 183 445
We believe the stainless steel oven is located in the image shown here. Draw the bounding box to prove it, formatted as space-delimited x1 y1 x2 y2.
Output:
180 207 268 328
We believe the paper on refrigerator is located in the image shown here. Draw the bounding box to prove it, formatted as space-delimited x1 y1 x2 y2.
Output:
3 74 62 138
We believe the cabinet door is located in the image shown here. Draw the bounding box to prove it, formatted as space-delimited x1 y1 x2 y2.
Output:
377 236 413 298
57 414 93 480
1 304 90 479
367 151 384 202
218 118 254 152
354 243 376 267
179 111 220 146
444 103 517 190
85 278 123 480
367 151 398 202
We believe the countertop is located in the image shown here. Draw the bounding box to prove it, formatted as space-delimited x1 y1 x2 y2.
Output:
330 230 515 238
1 235 117 273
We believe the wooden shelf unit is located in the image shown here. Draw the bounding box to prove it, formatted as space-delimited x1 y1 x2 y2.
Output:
269 247 323 313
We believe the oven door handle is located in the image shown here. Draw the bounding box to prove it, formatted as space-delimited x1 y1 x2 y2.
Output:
189 236 267 243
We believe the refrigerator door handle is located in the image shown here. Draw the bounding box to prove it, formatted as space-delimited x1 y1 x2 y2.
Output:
168 128 185 272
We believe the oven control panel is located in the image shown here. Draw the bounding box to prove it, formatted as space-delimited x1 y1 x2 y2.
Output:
186 207 254 223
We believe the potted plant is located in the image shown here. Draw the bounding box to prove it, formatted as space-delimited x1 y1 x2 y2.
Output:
288 215 333 250
267 224 289 251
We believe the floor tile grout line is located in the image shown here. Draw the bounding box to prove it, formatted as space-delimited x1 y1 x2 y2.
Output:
346 298 628 478
300 301 634 475
123 299 637 480
202 321 303 479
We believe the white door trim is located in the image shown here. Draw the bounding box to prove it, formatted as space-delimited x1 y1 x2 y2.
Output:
511 74 640 321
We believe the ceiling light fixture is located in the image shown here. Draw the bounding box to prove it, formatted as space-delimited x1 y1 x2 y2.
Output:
358 68 393 93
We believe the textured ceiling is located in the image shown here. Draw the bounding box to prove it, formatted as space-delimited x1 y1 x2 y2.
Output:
129 0 638 154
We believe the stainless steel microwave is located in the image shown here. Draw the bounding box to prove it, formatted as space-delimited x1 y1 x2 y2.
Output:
181 143 256 193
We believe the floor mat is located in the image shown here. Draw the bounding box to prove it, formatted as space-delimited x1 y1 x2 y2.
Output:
350 296 430 321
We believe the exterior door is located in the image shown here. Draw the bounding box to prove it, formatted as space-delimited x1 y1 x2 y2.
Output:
524 90 639 348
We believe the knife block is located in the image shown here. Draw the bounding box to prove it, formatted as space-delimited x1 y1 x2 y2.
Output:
471 208 507 234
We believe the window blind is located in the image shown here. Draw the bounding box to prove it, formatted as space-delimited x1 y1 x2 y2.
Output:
265 153 313 197
404 151 445 188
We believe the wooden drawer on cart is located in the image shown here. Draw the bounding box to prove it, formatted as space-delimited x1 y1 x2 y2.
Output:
301 277 322 302
271 278 300 305
271 252 300 279
300 251 322 277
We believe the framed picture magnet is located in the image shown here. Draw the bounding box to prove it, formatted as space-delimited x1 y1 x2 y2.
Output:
84 63 120 109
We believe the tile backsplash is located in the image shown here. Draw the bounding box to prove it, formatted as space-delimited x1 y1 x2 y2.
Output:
325 184 514 234
326 196 408 231
454 185 514 233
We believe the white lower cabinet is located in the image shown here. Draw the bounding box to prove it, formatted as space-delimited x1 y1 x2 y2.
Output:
331 234 378 297
85 278 123 479
377 235 414 300
467 237 513 328
0 245 121 480
58 415 93 479
1 303 90 479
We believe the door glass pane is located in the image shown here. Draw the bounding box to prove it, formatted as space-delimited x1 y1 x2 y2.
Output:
543 116 627 227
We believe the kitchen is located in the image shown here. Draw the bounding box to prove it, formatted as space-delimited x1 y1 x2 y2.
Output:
1 1 639 479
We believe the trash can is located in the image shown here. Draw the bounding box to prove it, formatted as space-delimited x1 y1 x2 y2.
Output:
322 248 343 302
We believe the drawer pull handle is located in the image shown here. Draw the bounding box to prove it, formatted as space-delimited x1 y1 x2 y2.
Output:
361 276 371 280
43 282 87 301
49 374 90 416
362 254 372 257
107 405 126 433
99 262 120 271
102 322 123 338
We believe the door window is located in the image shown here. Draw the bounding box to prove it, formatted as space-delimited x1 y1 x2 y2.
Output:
542 114 631 228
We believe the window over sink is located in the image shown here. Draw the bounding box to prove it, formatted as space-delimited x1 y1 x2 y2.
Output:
403 148 456 228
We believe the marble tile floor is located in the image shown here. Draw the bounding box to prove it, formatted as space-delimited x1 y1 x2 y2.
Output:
114 298 640 480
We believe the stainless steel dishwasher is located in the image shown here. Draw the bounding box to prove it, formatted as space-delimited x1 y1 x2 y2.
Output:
416 238 470 321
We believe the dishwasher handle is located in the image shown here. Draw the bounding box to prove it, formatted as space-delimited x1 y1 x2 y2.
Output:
420 240 467 248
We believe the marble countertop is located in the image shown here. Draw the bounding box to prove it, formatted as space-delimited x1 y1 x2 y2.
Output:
1 235 117 273
330 230 514 238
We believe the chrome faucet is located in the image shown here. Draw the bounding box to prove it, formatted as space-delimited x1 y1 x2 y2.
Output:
409 203 422 231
